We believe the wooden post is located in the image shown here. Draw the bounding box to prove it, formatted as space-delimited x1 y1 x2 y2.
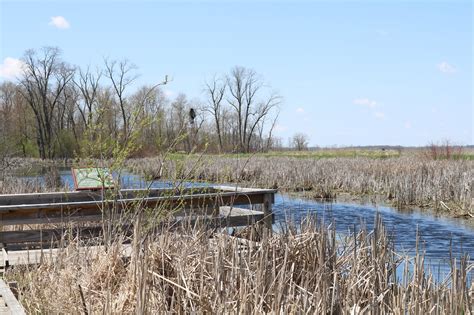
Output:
262 193 273 231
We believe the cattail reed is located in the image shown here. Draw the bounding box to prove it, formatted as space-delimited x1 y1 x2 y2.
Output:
5 214 472 313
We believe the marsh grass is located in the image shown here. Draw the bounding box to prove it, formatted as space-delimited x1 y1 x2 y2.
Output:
127 155 473 215
5 213 472 314
0 155 473 313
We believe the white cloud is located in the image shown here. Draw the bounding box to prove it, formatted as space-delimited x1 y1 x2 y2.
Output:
404 121 412 129
376 29 389 37
437 61 456 74
0 57 26 80
374 112 385 120
49 16 70 29
296 107 304 113
353 98 377 108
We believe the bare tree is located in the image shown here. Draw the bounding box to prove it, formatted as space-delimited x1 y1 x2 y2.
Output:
0 82 16 138
292 133 310 151
19 47 75 159
74 66 102 127
227 66 280 152
204 76 226 152
104 59 138 141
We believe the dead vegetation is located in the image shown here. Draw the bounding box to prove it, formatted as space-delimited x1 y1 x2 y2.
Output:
127 156 474 215
5 215 472 314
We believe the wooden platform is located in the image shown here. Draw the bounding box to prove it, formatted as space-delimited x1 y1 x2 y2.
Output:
0 280 25 315
0 185 275 261
0 185 276 313
0 206 266 267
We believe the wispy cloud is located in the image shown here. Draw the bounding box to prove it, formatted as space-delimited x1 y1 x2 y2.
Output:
375 29 389 37
296 107 304 113
437 61 456 74
404 121 412 129
353 98 377 108
49 16 70 29
0 57 26 80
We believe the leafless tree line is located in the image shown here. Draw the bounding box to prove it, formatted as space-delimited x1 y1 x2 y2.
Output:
203 67 281 153
0 47 281 159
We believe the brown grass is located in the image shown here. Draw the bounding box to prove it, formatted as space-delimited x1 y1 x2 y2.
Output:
5 214 472 314
127 156 474 214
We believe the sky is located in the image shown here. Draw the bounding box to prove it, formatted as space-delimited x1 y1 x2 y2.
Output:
0 0 472 146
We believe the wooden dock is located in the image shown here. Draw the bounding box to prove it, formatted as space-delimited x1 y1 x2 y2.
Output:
0 185 276 260
0 184 276 312
0 280 25 315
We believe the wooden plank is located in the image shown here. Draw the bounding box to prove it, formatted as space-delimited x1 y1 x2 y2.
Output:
0 190 267 215
1 243 134 267
0 185 275 206
215 185 277 195
0 187 218 205
0 207 266 249
0 226 117 246
0 279 25 314
0 204 217 226
0 214 105 226
262 193 273 230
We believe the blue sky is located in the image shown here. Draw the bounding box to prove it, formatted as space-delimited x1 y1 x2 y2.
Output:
1 0 472 146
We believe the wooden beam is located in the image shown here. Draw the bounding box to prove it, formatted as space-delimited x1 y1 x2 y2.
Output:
0 190 268 216
0 186 276 206
262 193 274 231
0 207 266 249
0 279 26 314
0 186 218 205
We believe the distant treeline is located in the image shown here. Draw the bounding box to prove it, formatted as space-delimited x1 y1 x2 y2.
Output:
0 47 282 159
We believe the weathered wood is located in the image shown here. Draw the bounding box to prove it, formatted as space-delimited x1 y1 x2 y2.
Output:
0 190 266 214
262 193 274 231
0 207 267 250
0 186 276 256
0 226 116 246
0 279 25 314
0 186 220 205
0 204 217 227
0 186 275 206
1 243 135 267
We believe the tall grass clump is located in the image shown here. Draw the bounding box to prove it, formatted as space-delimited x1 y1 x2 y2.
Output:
127 156 474 214
5 214 472 313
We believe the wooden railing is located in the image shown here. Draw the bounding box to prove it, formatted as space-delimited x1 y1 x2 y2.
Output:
0 185 276 252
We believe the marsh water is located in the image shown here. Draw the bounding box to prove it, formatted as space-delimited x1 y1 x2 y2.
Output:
10 167 474 278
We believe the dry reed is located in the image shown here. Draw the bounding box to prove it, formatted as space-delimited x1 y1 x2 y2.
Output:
5 214 473 314
128 156 474 214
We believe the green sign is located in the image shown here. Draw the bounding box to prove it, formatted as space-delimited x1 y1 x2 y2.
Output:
72 168 114 190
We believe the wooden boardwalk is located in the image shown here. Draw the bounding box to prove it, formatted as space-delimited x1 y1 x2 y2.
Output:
0 185 276 312
0 206 266 268
0 185 275 263
0 280 25 315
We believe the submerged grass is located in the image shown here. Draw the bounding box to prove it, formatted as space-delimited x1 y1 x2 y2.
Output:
5 214 472 314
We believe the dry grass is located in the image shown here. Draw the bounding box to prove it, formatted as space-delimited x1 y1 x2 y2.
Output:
127 156 474 214
1 156 473 313
5 215 472 314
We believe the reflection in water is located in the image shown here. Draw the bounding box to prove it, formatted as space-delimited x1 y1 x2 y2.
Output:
14 168 474 277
